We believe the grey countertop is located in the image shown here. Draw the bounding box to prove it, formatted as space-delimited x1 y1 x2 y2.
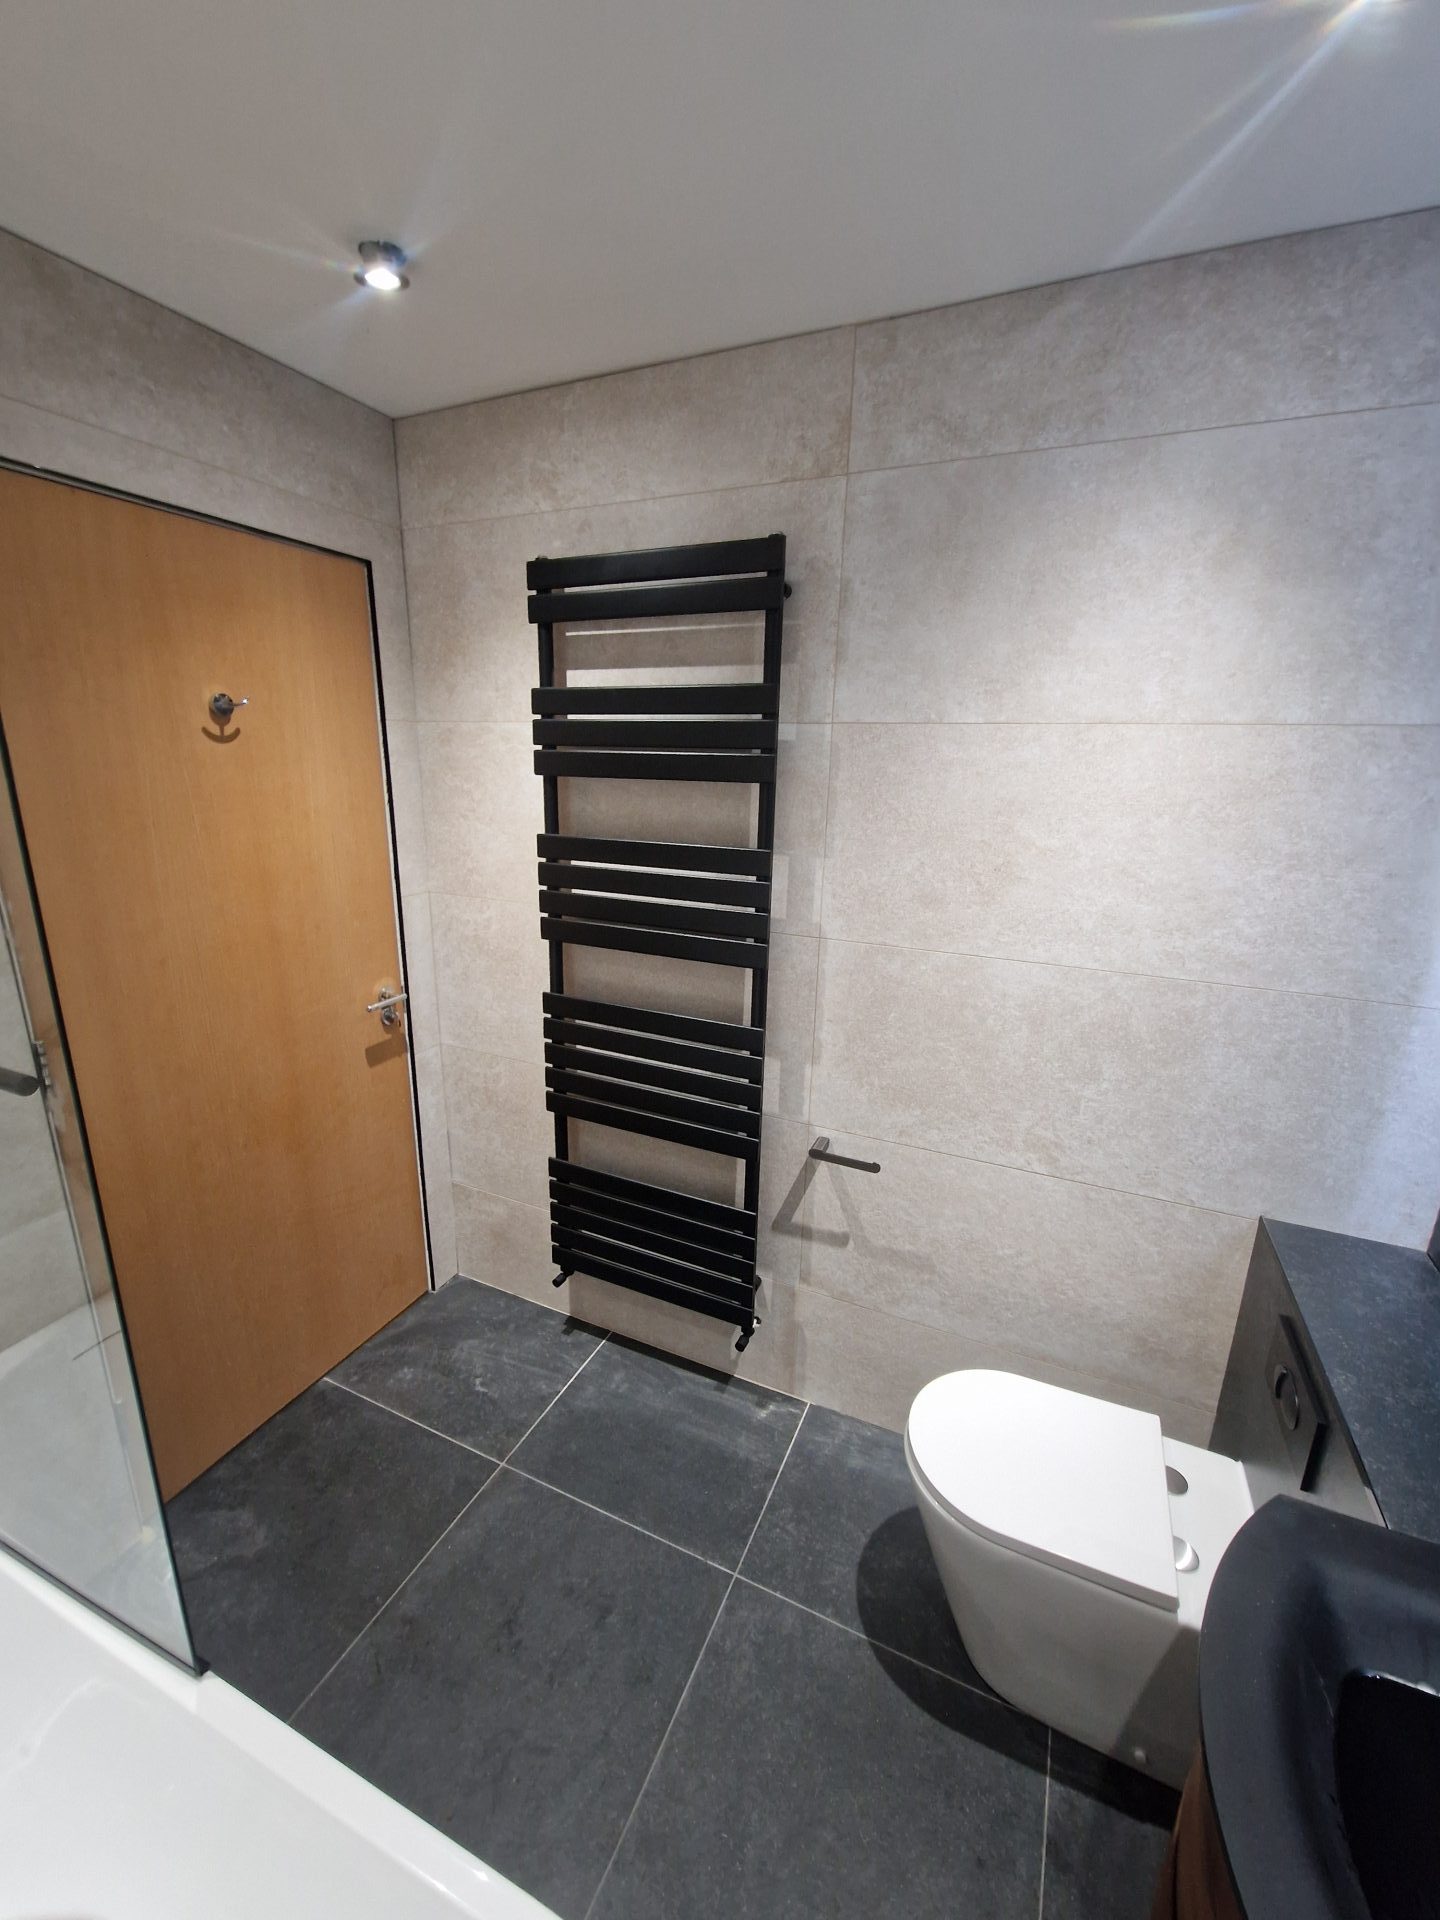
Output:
1264 1217 1440 1545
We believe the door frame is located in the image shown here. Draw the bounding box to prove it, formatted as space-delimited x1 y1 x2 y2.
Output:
0 451 438 1326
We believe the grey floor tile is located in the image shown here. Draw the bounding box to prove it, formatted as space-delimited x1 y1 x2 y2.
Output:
508 1336 805 1567
329 1277 604 1456
294 1468 730 1920
592 1579 1049 1920
166 1380 490 1718
1043 1735 1179 1920
740 1402 985 1686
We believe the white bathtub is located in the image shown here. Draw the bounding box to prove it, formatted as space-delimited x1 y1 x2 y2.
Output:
0 1547 555 1920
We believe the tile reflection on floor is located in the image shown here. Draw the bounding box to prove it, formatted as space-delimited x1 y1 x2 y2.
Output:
166 1278 1177 1919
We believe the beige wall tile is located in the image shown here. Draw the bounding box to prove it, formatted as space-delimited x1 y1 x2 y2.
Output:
837 407 1440 724
431 891 550 1063
454 1185 555 1302
400 893 440 1055
417 721 536 903
850 210 1440 471
1 228 399 524
446 1046 551 1211
383 719 429 896
403 478 843 724
791 1284 1213 1444
397 328 854 525
412 1045 456 1284
811 936 1440 1242
824 722 1440 1003
797 1128 1251 1423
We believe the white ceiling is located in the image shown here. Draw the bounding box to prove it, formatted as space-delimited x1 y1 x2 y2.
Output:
2 0 1437 419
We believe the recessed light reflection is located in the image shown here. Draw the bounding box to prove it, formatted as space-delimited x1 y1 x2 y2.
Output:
354 241 410 292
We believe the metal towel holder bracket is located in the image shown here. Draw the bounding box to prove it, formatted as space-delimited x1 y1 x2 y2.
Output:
808 1136 881 1174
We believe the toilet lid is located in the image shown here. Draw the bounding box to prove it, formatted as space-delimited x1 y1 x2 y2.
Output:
907 1371 1179 1611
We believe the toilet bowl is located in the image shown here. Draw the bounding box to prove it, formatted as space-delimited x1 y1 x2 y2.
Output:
905 1370 1253 1787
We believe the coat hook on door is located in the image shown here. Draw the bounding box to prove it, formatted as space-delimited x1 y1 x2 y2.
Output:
209 691 249 724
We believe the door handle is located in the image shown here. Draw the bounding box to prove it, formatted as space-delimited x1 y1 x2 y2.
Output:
365 988 407 1030
0 1064 41 1097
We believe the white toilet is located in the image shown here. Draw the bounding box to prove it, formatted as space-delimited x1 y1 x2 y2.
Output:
905 1370 1253 1787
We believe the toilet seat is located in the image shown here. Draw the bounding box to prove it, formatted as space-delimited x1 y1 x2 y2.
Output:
906 1371 1179 1611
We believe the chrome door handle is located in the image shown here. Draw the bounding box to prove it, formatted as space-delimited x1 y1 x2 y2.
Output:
365 988 407 1030
0 1064 40 1097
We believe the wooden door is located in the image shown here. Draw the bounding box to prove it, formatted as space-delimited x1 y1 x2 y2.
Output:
0 470 426 1495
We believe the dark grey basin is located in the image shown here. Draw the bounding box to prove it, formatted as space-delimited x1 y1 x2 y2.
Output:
1200 1497 1440 1920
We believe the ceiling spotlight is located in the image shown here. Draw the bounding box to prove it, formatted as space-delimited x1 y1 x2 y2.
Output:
355 241 409 292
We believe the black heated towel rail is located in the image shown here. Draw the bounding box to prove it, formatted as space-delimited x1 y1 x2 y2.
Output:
527 533 787 1349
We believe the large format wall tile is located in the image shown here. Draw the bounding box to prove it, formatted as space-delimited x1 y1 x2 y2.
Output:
824 722 1440 1003
850 210 1440 471
396 329 854 526
405 478 844 724
836 407 1440 723
789 1283 1213 1444
0 229 398 523
797 1130 1252 1422
810 937 1440 1243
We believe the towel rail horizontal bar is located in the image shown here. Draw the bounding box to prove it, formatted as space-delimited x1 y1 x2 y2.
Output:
537 862 770 910
547 1179 757 1258
539 918 769 969
545 1042 763 1110
552 1226 757 1308
547 1090 759 1162
539 889 768 942
537 834 771 877
529 536 784 591
534 748 776 783
543 993 763 1054
550 1244 757 1330
548 1157 756 1232
531 683 778 717
529 576 784 626
550 1203 756 1282
543 1017 763 1083
545 1067 761 1137
533 718 774 751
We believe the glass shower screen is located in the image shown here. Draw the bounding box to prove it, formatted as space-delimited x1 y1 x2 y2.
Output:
0 738 194 1667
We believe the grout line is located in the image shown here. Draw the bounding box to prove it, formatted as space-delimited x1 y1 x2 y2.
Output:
1038 1728 1052 1920
420 886 1440 1017
732 1402 809 1578
500 1328 611 1463
731 1571 995 1701
582 1403 811 1920
499 1463 733 1574
321 1375 498 1462
0 386 400 536
818 718 1440 729
396 395 1440 535
285 1464 501 1727
798 928 1440 1017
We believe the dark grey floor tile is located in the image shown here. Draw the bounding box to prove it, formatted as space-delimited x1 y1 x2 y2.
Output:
740 1402 986 1686
508 1335 804 1566
166 1381 489 1719
1043 1735 1179 1920
593 1579 1049 1920
294 1468 730 1920
329 1278 604 1456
